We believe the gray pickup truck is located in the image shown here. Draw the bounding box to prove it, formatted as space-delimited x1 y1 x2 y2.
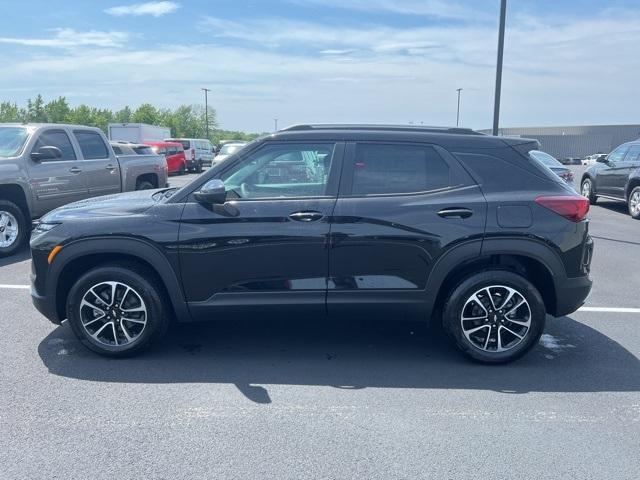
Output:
0 123 168 256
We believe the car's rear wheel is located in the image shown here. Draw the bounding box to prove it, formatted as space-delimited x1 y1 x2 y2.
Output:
179 163 186 175
443 270 546 363
135 179 155 190
194 160 203 174
66 264 170 357
629 186 640 220
581 178 597 204
0 200 28 258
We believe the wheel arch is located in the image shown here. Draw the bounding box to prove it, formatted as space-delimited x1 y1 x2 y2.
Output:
625 176 640 200
428 237 562 321
0 183 31 219
49 237 190 323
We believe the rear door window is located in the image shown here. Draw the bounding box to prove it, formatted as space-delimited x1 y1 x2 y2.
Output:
73 131 109 160
33 129 77 161
624 145 640 163
608 145 630 163
349 143 451 195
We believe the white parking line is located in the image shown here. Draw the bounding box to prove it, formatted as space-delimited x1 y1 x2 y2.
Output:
578 307 640 313
0 284 638 314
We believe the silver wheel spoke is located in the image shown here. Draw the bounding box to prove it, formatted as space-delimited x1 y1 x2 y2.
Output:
80 281 147 347
460 284 531 353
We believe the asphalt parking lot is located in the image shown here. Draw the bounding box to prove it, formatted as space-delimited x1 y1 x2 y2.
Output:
1 168 639 479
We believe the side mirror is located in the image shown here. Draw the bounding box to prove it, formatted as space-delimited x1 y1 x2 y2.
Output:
31 146 62 162
596 156 608 164
194 179 226 205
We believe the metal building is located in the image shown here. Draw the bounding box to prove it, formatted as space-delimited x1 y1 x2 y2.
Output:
479 124 640 159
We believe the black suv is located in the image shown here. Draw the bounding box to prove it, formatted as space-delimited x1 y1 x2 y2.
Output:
580 140 640 219
31 125 593 363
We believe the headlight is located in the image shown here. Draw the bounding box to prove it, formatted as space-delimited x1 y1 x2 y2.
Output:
32 222 61 234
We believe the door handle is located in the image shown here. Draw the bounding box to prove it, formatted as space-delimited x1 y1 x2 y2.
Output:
438 207 473 219
289 211 324 222
68 167 82 174
105 164 117 171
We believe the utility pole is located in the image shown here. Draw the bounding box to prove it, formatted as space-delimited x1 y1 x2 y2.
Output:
274 118 278 131
492 0 507 136
456 88 463 126
201 88 211 139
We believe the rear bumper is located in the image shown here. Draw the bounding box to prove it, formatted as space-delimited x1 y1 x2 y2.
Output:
553 274 592 317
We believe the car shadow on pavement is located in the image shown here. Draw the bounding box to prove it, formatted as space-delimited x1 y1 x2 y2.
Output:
38 315 639 404
0 247 30 268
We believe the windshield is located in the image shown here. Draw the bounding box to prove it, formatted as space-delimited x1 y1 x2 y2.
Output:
529 150 562 167
0 127 29 157
219 143 246 155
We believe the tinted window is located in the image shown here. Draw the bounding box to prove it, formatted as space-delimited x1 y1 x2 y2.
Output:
133 146 153 155
529 150 562 167
33 130 76 161
624 145 640 163
167 139 190 150
74 131 108 159
351 144 450 195
608 145 629 163
221 143 335 199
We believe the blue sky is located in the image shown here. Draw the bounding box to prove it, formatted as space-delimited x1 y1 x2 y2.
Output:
0 0 639 131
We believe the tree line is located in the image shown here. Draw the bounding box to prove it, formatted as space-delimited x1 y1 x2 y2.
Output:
0 95 263 144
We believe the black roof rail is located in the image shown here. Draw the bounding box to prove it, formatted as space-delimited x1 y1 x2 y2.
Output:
280 124 483 135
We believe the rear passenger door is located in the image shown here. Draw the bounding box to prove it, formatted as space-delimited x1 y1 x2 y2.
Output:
26 128 88 215
327 142 486 316
597 144 629 197
73 130 121 196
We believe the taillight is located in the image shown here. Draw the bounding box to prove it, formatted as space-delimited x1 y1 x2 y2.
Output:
559 171 574 182
535 195 589 222
191 148 195 160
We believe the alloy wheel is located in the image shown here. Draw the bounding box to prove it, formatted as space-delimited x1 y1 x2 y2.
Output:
79 281 148 347
0 211 19 248
460 285 531 353
630 191 640 216
581 181 591 198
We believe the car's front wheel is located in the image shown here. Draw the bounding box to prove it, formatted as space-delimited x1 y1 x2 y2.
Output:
629 186 640 220
443 270 546 364
0 200 28 258
581 178 597 204
66 264 170 357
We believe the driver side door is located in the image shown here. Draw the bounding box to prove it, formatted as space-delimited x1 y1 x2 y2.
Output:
596 144 629 198
178 141 344 320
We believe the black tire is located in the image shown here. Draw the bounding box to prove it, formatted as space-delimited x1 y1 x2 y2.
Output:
628 186 640 220
581 177 597 205
442 270 546 364
0 200 28 258
135 180 155 190
66 263 170 357
194 160 203 174
179 163 186 175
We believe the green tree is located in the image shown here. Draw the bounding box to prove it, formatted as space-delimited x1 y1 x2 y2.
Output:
114 106 132 123
131 103 159 124
44 96 71 123
26 94 47 122
68 104 94 126
0 102 20 122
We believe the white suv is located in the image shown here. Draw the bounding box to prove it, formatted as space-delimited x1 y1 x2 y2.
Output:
165 138 214 172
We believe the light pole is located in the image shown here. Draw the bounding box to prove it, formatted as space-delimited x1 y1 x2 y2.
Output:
274 118 278 131
492 0 507 136
201 88 211 139
456 88 463 126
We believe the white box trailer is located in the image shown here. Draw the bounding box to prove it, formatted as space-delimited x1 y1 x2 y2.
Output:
108 123 171 143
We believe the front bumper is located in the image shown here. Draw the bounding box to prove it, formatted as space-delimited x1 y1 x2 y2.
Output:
31 286 61 324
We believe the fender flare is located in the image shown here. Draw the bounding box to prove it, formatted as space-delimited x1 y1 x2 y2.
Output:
48 236 191 322
424 236 565 315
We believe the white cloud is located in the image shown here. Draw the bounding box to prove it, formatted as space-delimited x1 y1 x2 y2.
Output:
105 1 180 17
0 7 638 132
290 0 492 20
0 28 130 48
